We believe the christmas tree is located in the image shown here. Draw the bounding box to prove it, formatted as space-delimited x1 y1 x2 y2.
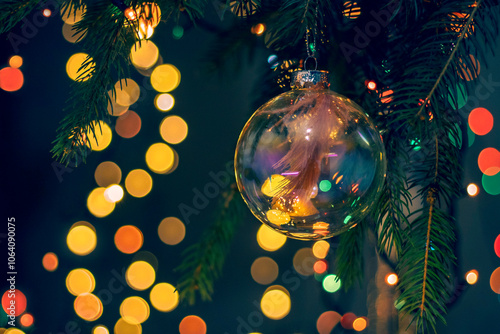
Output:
0 0 499 333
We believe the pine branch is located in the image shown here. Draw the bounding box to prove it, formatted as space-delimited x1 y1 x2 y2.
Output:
334 218 367 290
176 184 246 305
0 0 43 35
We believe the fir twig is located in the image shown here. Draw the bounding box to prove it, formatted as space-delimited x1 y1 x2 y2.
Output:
0 0 43 35
176 184 246 305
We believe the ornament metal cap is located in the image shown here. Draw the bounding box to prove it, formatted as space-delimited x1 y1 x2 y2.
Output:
291 70 330 90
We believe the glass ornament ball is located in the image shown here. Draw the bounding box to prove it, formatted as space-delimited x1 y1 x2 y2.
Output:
235 70 386 240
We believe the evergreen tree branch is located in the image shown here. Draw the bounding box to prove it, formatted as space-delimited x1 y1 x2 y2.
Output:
176 184 246 305
0 0 43 35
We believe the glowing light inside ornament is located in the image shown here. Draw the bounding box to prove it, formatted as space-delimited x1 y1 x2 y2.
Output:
155 93 175 111
114 318 141 334
0 67 24 92
115 225 143 254
67 224 97 255
466 269 479 285
42 252 58 272
120 296 150 324
323 274 341 293
125 169 153 198
158 217 185 245
87 187 115 217
66 268 96 296
235 70 386 240
66 53 93 81
86 121 112 151
150 283 179 312
260 287 291 320
160 115 188 144
469 107 494 136
126 261 156 291
179 315 207 334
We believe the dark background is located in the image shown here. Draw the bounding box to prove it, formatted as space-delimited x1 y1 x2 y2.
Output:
1 3 499 333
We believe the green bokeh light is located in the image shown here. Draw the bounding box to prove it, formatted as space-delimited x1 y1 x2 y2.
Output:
482 172 500 195
322 274 341 293
172 25 184 39
319 180 332 192
467 124 476 147
449 123 462 149
447 83 468 110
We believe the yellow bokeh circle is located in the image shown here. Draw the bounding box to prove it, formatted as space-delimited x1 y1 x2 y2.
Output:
130 40 159 70
67 224 97 255
260 287 291 320
150 64 180 92
159 115 188 144
66 52 94 81
87 187 115 217
145 143 175 174
126 261 156 291
257 224 286 251
86 121 112 151
125 169 153 198
66 268 96 296
114 79 141 107
74 293 103 321
120 296 150 324
149 283 179 312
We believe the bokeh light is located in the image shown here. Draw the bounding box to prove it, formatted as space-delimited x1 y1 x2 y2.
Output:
469 107 494 136
261 174 289 197
380 89 393 103
60 4 86 24
20 313 34 327
67 224 97 255
312 240 330 259
495 235 500 258
458 54 480 81
257 224 287 251
104 184 124 203
172 25 184 39
385 273 398 286
490 267 500 293
114 79 141 107
66 268 96 296
42 8 52 17
130 40 159 70
86 121 112 151
155 93 175 111
42 252 59 271
251 257 279 285
179 315 207 334
366 80 376 90
145 143 175 174
447 83 467 109
150 64 181 92
466 269 479 285
126 261 156 291
66 53 93 81
260 287 291 320
341 312 357 330
323 274 342 293
116 110 142 139
313 260 328 274
114 318 141 334
467 183 479 197
316 311 341 334
158 217 186 245
160 115 188 144
149 282 179 312
62 23 86 43
342 1 361 19
0 67 24 92
120 296 150 324
107 90 129 116
4 329 25 334
125 169 153 197
353 317 368 331
1 289 27 316
8 55 23 69
251 23 266 35
482 172 500 195
478 147 500 176
95 161 122 187
74 293 103 321
87 187 115 217
115 225 144 254
293 248 315 276
93 325 109 334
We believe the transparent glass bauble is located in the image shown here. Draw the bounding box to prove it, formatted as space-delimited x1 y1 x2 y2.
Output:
235 70 387 240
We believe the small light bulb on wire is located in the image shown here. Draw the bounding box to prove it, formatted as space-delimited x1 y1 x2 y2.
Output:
365 79 377 90
124 7 138 21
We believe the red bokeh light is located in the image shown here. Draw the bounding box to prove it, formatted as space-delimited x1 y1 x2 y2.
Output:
20 313 34 327
0 67 24 92
469 107 494 136
2 289 27 316
313 260 328 274
494 235 500 258
478 147 500 176
340 312 357 330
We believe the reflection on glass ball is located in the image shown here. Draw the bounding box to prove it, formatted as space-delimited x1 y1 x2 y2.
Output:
235 71 386 240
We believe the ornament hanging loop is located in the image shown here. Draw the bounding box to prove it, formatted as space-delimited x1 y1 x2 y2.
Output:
304 56 318 71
